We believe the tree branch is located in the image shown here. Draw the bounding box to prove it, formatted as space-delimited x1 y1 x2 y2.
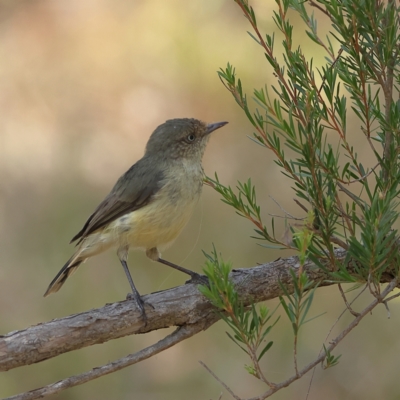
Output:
1 248 396 373
4 320 217 400
1 248 397 399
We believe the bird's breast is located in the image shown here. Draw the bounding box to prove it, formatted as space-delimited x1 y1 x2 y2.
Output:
113 160 204 250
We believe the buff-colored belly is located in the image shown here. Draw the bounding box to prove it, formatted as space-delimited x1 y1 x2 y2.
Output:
116 192 199 250
75 171 202 260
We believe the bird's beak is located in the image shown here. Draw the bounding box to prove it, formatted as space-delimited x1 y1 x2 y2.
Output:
206 121 228 134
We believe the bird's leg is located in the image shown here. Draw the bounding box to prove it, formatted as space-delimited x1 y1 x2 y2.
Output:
146 248 208 285
157 257 205 281
117 245 146 318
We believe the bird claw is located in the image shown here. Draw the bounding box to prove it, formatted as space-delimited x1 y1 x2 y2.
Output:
186 273 209 286
126 292 147 323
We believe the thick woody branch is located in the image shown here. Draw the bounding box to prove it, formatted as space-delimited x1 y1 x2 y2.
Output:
0 248 394 373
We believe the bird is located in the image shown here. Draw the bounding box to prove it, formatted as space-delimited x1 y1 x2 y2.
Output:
44 118 228 315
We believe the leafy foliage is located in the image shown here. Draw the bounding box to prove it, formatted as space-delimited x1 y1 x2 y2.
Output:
210 0 400 286
200 246 279 382
202 0 400 398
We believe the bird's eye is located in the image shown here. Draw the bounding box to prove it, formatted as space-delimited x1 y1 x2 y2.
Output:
186 134 195 142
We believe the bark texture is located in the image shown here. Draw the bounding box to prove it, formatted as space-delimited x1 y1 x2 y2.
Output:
1 248 391 372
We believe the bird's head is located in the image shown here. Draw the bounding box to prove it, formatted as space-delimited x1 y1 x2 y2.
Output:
145 118 228 162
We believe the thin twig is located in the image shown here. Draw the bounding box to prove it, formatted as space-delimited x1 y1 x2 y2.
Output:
383 300 391 318
335 192 355 237
5 322 215 400
367 272 381 298
305 284 367 400
244 280 397 400
199 361 240 400
317 48 343 96
345 163 379 184
383 291 400 303
337 183 365 209
329 236 349 250
293 199 309 213
267 213 304 220
308 0 331 18
338 283 360 317
269 195 300 220
382 0 395 182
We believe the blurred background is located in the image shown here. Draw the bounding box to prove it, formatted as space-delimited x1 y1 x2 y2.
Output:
1 1 400 399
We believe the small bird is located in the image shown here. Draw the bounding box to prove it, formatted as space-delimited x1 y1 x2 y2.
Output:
44 118 228 315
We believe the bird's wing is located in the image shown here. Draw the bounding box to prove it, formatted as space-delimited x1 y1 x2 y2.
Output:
71 160 165 244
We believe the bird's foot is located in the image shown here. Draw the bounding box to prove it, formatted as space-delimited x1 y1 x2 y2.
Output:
156 257 209 286
186 272 209 286
126 292 147 322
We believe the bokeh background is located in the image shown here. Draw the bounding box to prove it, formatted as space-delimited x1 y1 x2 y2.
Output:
1 1 400 399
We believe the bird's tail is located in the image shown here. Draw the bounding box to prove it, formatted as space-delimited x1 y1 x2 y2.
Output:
44 257 84 297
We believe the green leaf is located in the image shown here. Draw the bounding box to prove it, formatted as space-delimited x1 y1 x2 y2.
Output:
257 341 274 361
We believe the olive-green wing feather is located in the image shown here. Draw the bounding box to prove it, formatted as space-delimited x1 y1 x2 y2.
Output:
71 159 165 244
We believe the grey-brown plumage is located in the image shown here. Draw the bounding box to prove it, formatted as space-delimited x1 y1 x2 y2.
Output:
44 118 228 315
